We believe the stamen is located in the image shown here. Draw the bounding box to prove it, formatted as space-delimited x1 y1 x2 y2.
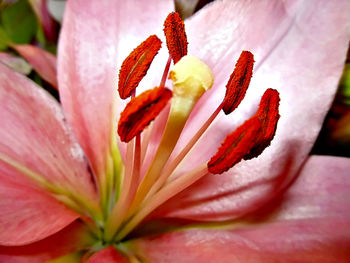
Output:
133 135 141 181
208 118 262 174
163 12 188 64
209 89 280 174
140 122 153 165
222 51 254 114
140 56 172 164
244 88 280 160
115 164 208 241
118 35 162 99
160 56 172 88
118 87 172 142
104 139 134 241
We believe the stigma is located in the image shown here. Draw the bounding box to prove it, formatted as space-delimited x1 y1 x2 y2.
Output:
170 55 214 99
104 11 280 242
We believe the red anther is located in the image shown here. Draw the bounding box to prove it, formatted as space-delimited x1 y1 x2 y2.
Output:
118 35 162 99
244 88 280 160
163 12 188 64
208 118 262 174
118 87 172 142
222 51 254 114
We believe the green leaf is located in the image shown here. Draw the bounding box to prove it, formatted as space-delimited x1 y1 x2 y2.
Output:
0 26 11 50
0 1 19 10
0 0 37 44
35 21 46 45
340 64 350 106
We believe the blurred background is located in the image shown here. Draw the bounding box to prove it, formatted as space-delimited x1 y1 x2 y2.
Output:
0 0 349 157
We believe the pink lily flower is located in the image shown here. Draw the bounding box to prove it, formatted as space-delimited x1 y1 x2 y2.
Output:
1 0 350 262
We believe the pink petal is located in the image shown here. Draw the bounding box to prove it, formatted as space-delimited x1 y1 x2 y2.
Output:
0 220 93 262
0 52 31 75
129 156 350 262
155 0 350 221
86 246 129 263
12 44 57 88
0 170 76 246
58 0 174 177
261 156 350 221
0 62 97 244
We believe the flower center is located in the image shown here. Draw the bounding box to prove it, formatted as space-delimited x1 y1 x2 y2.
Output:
72 11 280 246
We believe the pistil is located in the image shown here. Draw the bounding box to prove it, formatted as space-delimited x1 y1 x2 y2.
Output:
126 55 214 217
145 101 224 200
